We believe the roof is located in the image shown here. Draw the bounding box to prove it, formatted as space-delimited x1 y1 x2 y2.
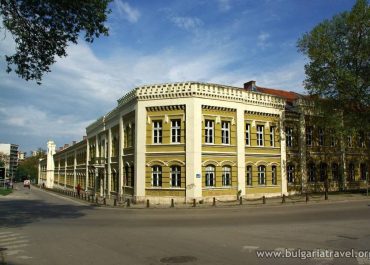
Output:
255 86 302 103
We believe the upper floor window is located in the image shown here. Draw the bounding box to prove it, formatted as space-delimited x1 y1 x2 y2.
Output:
221 121 230 144
306 126 313 146
330 129 336 147
205 165 215 187
152 165 162 187
222 166 231 186
258 165 266 185
205 120 214 144
359 132 365 148
153 121 162 144
347 136 353 147
271 165 277 185
318 128 324 146
270 126 275 147
257 125 264 146
171 120 181 143
131 123 135 147
287 165 295 183
286 127 293 147
170 166 181 187
246 165 252 186
245 123 251 146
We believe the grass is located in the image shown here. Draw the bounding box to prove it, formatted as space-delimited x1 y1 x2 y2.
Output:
0 187 13 196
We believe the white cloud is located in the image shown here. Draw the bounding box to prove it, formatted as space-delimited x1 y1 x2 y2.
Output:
114 0 140 23
218 0 231 12
170 16 203 32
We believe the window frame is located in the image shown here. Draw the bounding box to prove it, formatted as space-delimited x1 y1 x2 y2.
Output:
170 165 181 187
269 126 275 147
256 125 264 147
245 123 251 146
222 166 231 186
205 120 214 144
221 121 230 145
152 165 162 187
205 165 215 187
258 165 266 185
152 121 162 144
246 165 252 186
171 119 181 144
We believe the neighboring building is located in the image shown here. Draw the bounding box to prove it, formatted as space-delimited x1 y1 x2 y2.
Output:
0 143 19 180
38 81 369 203
18 151 26 161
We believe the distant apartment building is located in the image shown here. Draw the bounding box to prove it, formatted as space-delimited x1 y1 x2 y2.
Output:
0 143 19 179
38 81 369 203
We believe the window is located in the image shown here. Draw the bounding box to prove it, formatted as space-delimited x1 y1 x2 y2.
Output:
257 125 264 146
348 163 355 181
347 136 353 147
308 163 316 182
221 121 230 144
245 123 250 146
318 128 324 146
171 120 181 143
205 165 215 187
131 123 135 147
124 165 129 186
271 165 277 185
286 127 293 147
330 129 336 147
153 121 162 144
170 166 181 187
332 163 339 181
270 126 275 147
222 166 231 186
360 163 367 181
319 163 327 182
258 165 266 185
205 120 214 144
246 166 252 186
131 165 135 188
359 132 365 148
306 127 313 146
152 165 162 187
287 165 295 183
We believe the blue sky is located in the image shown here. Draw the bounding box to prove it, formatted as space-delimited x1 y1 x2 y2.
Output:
0 0 356 154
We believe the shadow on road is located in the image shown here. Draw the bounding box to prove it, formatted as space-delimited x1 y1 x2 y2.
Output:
0 199 93 228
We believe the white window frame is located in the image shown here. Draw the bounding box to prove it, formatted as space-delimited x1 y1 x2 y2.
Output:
222 166 231 186
205 165 215 187
286 127 293 147
171 120 181 144
258 165 266 185
245 123 250 146
153 121 162 144
257 125 264 146
270 126 275 147
152 165 162 187
170 166 181 187
306 127 313 146
205 120 214 144
287 165 294 183
221 121 230 145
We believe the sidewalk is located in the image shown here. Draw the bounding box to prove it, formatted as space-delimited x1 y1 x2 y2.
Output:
38 186 370 209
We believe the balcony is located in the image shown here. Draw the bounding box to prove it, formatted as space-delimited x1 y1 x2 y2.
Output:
89 157 107 165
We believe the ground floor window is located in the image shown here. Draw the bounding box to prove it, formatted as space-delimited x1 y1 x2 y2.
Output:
222 166 231 186
246 166 252 186
152 165 162 187
360 163 367 181
205 165 215 187
271 165 277 185
287 165 295 183
348 163 355 181
308 163 316 182
258 165 266 185
332 163 339 181
171 166 181 187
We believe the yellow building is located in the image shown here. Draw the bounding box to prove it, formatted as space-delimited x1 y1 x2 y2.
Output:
38 81 369 203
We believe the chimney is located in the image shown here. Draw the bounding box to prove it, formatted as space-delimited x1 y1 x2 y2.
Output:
244 80 257 91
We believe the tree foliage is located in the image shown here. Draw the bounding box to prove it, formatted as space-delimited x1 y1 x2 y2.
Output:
16 149 46 181
1 0 111 84
297 0 370 131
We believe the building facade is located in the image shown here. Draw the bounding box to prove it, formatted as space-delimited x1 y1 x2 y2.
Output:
38 81 369 203
0 143 19 180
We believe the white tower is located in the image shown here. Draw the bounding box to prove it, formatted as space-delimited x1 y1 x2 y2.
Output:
46 140 56 188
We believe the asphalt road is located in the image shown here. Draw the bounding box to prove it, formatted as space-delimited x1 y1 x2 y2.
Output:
0 184 370 265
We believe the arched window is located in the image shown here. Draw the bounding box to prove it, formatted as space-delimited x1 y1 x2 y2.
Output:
271 165 277 185
331 163 339 181
246 165 252 186
222 166 231 186
205 165 215 187
170 166 181 187
124 165 129 186
287 165 295 183
348 163 355 181
258 165 266 185
152 165 162 187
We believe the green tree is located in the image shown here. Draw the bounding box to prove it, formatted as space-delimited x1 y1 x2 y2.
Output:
1 0 111 84
16 150 46 182
297 0 370 131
